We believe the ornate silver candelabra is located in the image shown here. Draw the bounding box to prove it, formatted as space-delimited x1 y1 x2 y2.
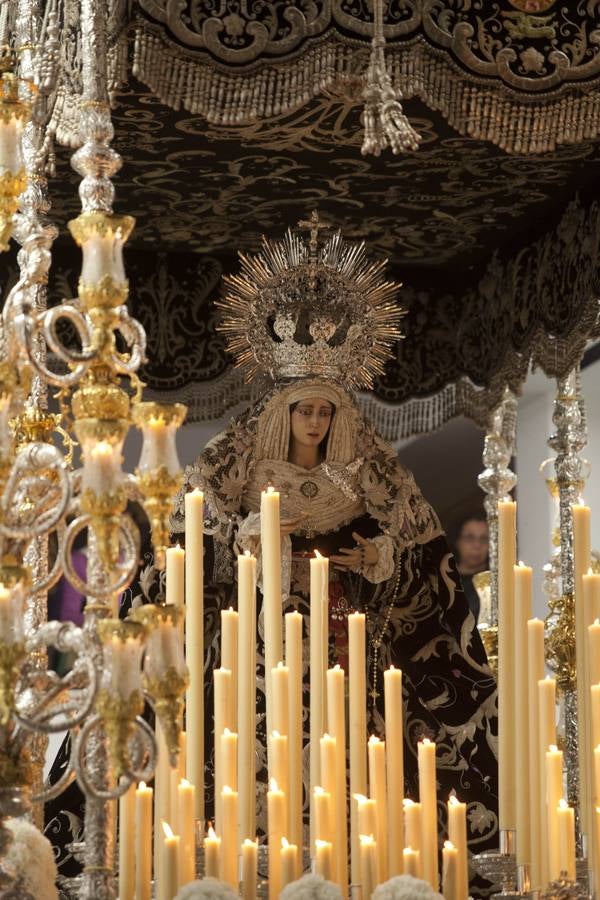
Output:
0 2 189 896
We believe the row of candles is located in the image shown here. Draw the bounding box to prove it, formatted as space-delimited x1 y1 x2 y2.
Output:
497 500 600 890
116 486 473 898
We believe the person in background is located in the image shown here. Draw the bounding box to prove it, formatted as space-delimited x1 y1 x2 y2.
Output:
454 512 489 622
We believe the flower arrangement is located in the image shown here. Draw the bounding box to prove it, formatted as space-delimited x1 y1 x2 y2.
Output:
4 817 59 900
174 878 239 899
373 875 445 899
280 873 343 899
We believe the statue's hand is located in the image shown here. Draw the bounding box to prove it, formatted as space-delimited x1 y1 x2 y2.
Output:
330 531 379 569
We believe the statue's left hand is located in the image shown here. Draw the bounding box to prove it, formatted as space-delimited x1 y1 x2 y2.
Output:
330 531 379 569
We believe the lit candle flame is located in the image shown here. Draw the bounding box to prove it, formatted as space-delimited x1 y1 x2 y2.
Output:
368 734 380 744
91 440 113 458
139 781 146 790
403 798 416 809
243 838 258 846
549 744 559 753
314 549 322 559
223 785 234 795
448 793 461 807
444 840 456 850
359 834 375 845
269 778 280 792
281 837 290 849
558 798 569 810
353 793 368 804
207 825 218 840
162 820 174 839
180 778 190 788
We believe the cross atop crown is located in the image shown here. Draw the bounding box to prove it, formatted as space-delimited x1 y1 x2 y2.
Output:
297 210 332 264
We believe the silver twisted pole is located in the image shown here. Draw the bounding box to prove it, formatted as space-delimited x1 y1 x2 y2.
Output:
13 0 60 825
74 1 120 896
478 387 518 625
545 369 588 853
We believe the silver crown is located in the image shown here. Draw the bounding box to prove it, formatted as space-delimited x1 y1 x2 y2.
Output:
216 211 405 389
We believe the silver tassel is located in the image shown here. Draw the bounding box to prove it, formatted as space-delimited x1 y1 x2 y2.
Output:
361 0 421 156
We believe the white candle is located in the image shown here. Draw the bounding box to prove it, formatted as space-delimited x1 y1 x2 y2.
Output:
384 666 404 876
315 840 334 882
546 745 564 884
221 728 238 792
310 549 329 848
368 735 388 883
154 721 171 886
327 665 348 893
204 825 221 879
271 661 290 736
178 778 195 886
403 848 421 879
319 734 337 877
574 504 591 840
166 544 185 608
118 783 136 900
267 779 285 900
221 607 239 731
314 786 333 843
527 618 545 891
220 786 238 889
403 799 422 868
589 618 600 687
557 799 576 881
214 667 233 834
261 487 284 741
514 562 532 866
539 676 557 888
447 796 468 900
354 794 377 840
281 837 298 890
269 731 290 813
442 840 459 900
418 738 439 890
159 821 180 900
498 499 517 832
238 551 257 844
359 834 378 900
285 610 304 861
242 838 258 900
135 781 153 900
349 611 367 885
185 489 205 821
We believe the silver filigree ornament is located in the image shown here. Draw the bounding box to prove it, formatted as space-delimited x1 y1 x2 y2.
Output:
217 211 405 390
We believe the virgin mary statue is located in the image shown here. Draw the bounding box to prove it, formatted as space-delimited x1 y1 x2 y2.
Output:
169 214 498 883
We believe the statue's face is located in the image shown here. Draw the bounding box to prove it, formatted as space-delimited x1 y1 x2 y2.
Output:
290 398 334 449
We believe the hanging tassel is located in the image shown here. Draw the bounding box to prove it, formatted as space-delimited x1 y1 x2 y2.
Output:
361 0 421 156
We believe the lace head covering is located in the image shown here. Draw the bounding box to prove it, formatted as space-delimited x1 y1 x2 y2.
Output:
255 379 359 465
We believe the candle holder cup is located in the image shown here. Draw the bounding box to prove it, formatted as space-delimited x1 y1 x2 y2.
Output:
131 603 189 764
132 401 186 571
95 618 147 779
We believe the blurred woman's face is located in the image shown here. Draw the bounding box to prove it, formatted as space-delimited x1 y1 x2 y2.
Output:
456 519 489 570
290 398 334 450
